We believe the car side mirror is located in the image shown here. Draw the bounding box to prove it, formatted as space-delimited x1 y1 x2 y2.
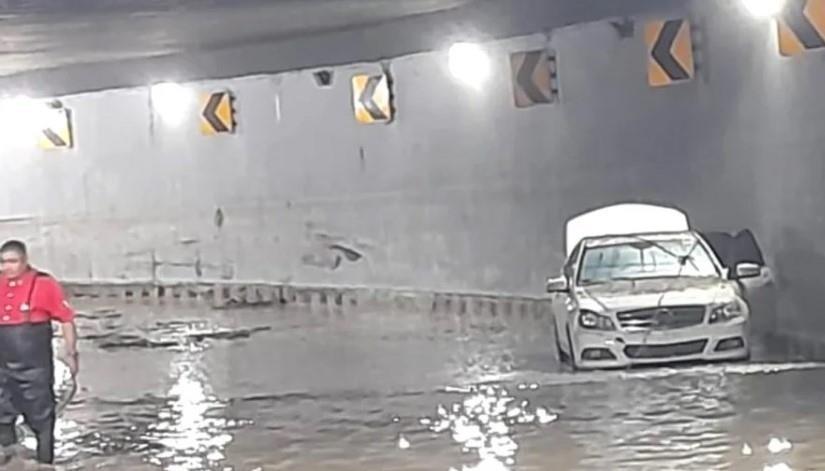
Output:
734 262 761 279
546 276 569 293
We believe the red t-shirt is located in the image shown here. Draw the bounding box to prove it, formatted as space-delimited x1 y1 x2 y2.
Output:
0 269 75 325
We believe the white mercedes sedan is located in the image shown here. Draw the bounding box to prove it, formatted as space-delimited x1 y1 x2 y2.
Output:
547 205 762 370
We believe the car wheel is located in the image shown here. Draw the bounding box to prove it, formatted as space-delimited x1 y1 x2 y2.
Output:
566 326 578 371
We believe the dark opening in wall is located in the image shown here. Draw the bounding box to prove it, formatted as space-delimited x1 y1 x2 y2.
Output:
313 70 334 87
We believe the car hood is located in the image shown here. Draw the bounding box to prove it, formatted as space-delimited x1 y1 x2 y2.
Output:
575 277 739 312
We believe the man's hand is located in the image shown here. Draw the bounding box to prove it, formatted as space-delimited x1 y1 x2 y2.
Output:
63 351 79 377
60 321 79 377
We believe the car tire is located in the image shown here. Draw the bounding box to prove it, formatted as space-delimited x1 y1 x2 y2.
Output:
566 326 578 371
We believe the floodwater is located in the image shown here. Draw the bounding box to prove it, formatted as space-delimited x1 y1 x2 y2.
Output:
13 302 825 470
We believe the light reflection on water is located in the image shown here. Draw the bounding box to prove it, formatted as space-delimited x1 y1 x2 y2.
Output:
764 464 792 471
143 352 233 471
413 384 558 471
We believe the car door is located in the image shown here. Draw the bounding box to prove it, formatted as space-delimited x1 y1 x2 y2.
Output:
731 229 776 333
701 229 776 333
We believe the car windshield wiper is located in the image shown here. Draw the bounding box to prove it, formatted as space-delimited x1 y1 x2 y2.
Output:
680 239 701 271
627 235 701 272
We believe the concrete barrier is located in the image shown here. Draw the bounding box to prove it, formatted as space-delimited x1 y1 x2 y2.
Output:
63 280 552 318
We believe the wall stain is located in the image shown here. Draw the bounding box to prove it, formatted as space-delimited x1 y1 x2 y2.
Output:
301 223 370 271
214 208 225 229
330 243 363 262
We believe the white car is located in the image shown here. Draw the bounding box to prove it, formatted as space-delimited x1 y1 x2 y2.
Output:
547 204 764 370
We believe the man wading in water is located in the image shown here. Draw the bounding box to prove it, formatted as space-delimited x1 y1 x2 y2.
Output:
0 240 78 465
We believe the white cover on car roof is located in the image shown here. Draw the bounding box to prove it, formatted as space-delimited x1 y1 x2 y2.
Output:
565 203 690 256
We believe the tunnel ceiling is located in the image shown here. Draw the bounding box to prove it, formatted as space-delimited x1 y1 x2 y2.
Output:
0 0 476 75
0 0 691 96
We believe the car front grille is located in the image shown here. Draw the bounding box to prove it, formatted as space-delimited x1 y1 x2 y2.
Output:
616 305 706 331
624 339 708 359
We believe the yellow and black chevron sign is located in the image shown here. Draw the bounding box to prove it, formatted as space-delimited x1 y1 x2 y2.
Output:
351 74 393 124
510 50 556 108
38 108 73 150
778 0 825 57
200 91 235 135
645 19 695 88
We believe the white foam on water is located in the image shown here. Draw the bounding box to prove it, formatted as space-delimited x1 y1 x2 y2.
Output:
764 463 792 471
768 437 793 454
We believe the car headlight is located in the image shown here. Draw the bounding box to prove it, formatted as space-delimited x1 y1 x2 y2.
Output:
709 302 744 324
578 310 616 331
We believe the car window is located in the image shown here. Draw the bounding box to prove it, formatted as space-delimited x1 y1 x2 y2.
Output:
577 236 719 284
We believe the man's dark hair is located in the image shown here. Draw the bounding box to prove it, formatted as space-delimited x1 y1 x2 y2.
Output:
0 240 27 256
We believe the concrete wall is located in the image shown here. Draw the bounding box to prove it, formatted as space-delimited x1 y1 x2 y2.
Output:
0 1 823 335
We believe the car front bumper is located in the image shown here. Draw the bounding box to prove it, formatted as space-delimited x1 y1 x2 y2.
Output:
571 319 749 370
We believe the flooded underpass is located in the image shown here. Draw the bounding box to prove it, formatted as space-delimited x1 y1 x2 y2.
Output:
34 301 825 471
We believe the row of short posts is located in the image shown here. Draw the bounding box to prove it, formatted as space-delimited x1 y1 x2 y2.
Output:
64 282 553 320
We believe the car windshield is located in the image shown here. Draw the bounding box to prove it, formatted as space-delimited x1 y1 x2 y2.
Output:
577 235 719 285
